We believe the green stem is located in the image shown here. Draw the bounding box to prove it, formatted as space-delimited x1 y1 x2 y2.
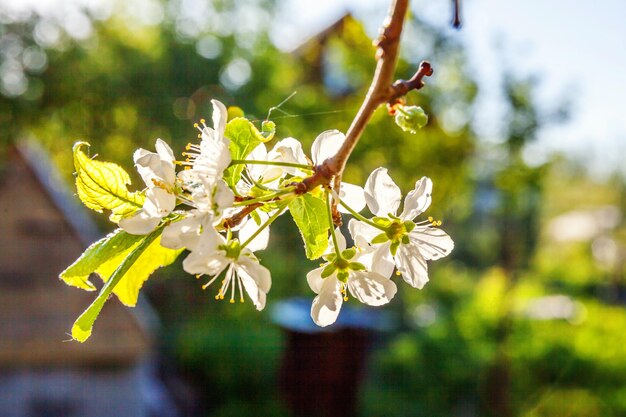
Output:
234 187 295 207
326 189 343 259
230 159 313 171
338 198 387 231
240 207 286 249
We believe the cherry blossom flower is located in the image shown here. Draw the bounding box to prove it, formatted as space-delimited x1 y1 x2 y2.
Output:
181 228 271 311
349 167 454 289
179 99 231 181
119 139 177 235
307 229 397 327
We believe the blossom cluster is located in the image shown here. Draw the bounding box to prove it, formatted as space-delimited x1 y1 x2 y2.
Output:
117 99 454 327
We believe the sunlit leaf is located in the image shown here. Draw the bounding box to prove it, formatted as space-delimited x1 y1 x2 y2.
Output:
60 228 143 291
69 227 182 342
288 193 329 260
73 142 144 222
223 118 273 186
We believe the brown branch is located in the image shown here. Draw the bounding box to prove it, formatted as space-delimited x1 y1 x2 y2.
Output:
388 61 433 103
222 203 262 229
297 0 432 201
325 0 409 177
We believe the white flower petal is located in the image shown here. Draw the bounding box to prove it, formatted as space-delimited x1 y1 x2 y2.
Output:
119 210 161 235
306 266 325 294
195 136 231 177
134 151 163 186
154 138 176 183
395 244 429 289
246 143 268 181
400 176 433 220
134 140 177 187
311 130 345 165
271 137 308 175
142 188 176 218
333 227 347 252
364 167 402 217
239 253 272 293
348 271 397 306
212 180 235 217
338 183 366 214
348 218 381 247
409 226 454 260
310 276 342 327
237 257 271 311
161 211 207 250
182 247 227 276
357 243 395 278
239 210 269 251
211 99 228 136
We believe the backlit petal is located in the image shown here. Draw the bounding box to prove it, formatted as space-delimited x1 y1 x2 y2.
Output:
338 182 366 214
311 130 345 165
409 226 454 260
364 167 401 217
239 210 269 251
306 266 325 294
211 99 228 136
118 210 160 235
395 244 429 289
310 276 342 327
348 218 380 247
400 176 432 220
348 271 397 306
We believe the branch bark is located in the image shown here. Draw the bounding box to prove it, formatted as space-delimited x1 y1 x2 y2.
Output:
298 0 432 197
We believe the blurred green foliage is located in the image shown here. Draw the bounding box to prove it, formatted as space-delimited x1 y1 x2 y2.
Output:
1 1 625 416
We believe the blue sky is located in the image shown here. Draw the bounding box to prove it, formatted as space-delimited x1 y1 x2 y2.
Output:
275 0 626 175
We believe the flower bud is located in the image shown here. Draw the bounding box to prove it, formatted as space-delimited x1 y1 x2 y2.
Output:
394 105 428 134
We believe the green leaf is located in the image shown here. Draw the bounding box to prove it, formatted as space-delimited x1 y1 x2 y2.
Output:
60 229 143 291
69 228 182 342
223 118 272 186
73 142 144 222
63 228 182 307
288 193 330 260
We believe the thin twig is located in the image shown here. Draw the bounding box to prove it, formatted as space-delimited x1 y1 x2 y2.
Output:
298 0 432 203
388 61 433 103
222 203 262 229
452 0 462 29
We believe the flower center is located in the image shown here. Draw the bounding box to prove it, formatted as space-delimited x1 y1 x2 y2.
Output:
219 239 242 260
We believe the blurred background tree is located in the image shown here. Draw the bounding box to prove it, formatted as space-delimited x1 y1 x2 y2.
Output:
1 0 625 416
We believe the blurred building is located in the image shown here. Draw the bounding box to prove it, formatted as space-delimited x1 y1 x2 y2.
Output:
0 142 177 417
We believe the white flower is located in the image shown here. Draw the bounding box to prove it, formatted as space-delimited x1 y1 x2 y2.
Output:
161 177 234 250
180 99 231 180
349 167 454 289
181 229 271 311
307 229 397 327
119 139 177 235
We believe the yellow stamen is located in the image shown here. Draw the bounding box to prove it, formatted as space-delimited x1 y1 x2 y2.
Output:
200 118 206 124
396 270 401 276
193 123 199 128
